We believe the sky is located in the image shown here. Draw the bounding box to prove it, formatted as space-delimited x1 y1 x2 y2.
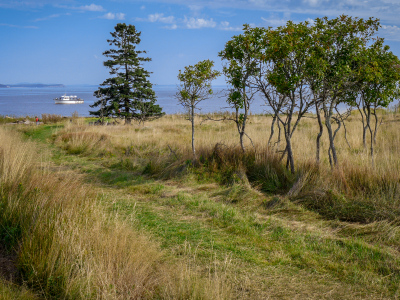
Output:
1 0 400 86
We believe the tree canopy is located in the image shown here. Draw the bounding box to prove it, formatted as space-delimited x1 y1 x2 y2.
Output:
219 15 400 171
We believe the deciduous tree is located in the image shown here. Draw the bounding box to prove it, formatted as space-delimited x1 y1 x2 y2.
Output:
176 59 220 160
219 26 261 153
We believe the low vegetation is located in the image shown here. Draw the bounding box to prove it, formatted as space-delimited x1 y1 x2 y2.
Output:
1 108 400 299
0 126 232 299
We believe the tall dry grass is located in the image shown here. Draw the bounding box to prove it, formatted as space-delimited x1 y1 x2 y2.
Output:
55 111 400 223
41 114 64 124
0 126 232 299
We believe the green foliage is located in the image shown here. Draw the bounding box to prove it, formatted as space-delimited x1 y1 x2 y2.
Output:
219 25 261 108
307 16 380 100
176 59 220 113
354 39 400 108
176 59 220 157
90 23 164 124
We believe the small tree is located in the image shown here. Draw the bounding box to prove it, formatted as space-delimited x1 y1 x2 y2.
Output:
256 21 314 173
219 26 261 153
176 59 220 160
353 39 400 166
90 23 164 124
307 15 380 168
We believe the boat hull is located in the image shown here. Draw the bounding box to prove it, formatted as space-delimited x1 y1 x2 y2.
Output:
54 100 84 104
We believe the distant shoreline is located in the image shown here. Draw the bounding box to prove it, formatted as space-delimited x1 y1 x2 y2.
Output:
0 84 65 88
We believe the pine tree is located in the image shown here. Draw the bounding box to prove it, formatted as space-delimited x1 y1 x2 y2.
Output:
90 23 164 124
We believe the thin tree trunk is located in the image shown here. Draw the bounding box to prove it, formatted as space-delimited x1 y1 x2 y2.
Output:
191 104 196 160
366 106 374 167
268 113 277 147
285 133 295 174
324 102 338 168
369 124 374 167
276 118 282 150
316 102 323 164
239 88 249 153
372 106 381 145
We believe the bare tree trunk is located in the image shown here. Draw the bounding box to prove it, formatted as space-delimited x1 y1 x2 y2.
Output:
285 133 295 174
316 102 323 164
323 102 338 168
372 106 381 145
357 105 367 149
366 106 374 167
276 118 282 150
368 124 374 167
239 89 249 153
191 104 196 160
268 113 277 147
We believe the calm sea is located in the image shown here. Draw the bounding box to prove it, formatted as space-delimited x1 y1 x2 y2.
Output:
0 85 269 118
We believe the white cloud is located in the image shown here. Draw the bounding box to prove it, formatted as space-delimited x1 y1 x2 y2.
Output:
34 13 71 22
103 0 400 27
148 13 175 24
164 24 178 29
261 16 287 27
306 17 315 25
302 0 322 7
249 0 269 6
184 17 216 29
34 14 61 22
380 24 400 41
78 4 105 12
219 21 242 31
0 23 38 29
100 12 126 20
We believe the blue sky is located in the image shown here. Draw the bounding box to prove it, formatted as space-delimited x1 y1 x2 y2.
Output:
1 0 400 86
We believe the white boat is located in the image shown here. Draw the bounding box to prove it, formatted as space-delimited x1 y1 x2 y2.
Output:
54 94 84 104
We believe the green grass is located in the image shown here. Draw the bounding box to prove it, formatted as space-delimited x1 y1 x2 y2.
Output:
97 178 400 297
20 124 64 143
6 122 400 299
0 279 38 300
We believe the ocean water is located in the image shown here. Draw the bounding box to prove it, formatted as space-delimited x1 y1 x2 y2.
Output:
0 85 269 118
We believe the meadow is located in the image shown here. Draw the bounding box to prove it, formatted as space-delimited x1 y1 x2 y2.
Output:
1 109 400 299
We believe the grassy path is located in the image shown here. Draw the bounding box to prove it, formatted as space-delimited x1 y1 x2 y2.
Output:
17 124 400 299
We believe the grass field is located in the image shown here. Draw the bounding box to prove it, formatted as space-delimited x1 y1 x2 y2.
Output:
1 111 400 299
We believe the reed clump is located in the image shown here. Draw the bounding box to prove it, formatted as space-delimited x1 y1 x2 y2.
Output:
0 127 232 299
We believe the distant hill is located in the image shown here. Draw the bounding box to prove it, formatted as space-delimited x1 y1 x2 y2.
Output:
0 83 65 88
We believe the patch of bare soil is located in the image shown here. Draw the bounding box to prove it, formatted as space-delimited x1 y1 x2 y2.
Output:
0 244 19 282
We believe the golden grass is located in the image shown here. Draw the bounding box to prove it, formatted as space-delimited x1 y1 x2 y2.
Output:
58 112 400 171
0 126 232 299
53 111 400 223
